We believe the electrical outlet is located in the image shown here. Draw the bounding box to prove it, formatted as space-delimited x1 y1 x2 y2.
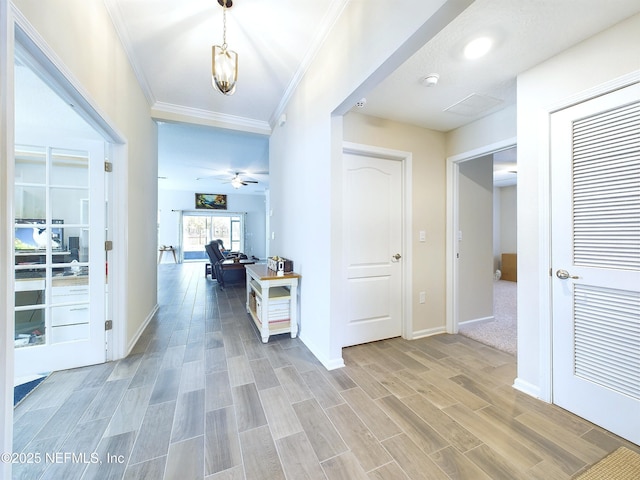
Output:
419 291 426 304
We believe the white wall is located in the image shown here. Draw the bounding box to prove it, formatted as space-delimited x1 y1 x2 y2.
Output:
269 0 470 368
0 1 13 474
458 156 494 323
516 13 640 398
447 105 517 157
157 189 266 260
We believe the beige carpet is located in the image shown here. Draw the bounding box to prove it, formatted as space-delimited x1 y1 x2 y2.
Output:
458 280 517 355
573 447 640 479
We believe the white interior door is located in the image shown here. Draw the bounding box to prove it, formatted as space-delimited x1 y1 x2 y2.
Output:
14 141 106 377
551 83 640 444
342 151 403 347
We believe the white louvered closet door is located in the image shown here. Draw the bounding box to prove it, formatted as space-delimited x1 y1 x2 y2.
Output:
551 82 640 445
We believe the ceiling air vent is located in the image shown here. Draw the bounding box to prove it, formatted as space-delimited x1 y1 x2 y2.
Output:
444 93 503 116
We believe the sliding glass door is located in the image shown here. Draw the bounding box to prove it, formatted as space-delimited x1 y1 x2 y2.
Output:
181 212 244 261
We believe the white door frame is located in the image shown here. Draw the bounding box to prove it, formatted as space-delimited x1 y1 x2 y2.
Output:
445 138 517 335
1 7 129 469
341 142 413 341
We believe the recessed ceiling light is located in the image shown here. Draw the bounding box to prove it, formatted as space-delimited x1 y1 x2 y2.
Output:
463 37 493 59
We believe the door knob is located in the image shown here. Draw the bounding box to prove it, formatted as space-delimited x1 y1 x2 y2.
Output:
556 269 579 280
392 253 402 261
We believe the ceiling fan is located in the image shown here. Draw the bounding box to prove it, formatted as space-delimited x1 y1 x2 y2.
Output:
196 169 267 188
228 172 258 189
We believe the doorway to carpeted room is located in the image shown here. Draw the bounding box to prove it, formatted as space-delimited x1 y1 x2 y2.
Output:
458 279 517 355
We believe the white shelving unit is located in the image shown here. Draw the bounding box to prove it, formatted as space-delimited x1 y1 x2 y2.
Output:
245 264 301 343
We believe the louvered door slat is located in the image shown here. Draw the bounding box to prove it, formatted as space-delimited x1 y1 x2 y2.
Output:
574 285 640 400
572 99 640 270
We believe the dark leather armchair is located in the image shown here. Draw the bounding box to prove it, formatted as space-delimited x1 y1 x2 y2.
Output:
205 240 253 288
214 239 247 260
205 240 224 280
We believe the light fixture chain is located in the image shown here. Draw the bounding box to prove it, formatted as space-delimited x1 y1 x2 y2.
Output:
222 0 227 49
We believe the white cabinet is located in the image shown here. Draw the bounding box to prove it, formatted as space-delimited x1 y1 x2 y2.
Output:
245 264 301 343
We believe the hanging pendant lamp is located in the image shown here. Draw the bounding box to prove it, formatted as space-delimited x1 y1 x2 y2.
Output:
212 0 238 95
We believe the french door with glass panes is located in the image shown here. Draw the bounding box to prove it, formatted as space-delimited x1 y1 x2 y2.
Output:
14 142 106 377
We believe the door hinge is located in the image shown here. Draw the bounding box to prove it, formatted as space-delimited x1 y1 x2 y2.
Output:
105 240 113 251
105 320 113 331
104 161 113 172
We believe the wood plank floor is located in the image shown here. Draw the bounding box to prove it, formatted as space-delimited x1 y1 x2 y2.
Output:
13 262 638 479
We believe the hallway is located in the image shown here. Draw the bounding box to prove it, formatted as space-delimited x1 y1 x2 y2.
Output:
12 263 637 479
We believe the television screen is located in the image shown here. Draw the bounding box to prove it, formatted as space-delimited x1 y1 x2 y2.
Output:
15 219 64 251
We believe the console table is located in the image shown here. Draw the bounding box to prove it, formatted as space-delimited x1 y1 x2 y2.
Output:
245 264 301 343
158 245 177 264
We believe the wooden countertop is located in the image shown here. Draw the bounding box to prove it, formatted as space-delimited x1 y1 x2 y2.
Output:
245 263 301 280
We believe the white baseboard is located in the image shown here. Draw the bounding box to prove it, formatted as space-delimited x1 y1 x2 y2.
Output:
408 326 447 340
459 315 494 326
126 303 158 356
512 377 542 399
298 334 345 371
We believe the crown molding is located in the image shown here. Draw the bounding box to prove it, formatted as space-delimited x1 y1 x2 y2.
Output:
152 101 271 135
269 0 347 128
104 0 156 107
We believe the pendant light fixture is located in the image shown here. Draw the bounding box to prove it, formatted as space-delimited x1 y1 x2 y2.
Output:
212 0 238 95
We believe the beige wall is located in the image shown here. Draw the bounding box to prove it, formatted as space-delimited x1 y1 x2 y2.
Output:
499 186 517 255
458 156 494 323
493 185 517 271
343 113 447 335
12 0 158 352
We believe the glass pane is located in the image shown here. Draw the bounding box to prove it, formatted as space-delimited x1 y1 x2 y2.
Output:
15 228 47 265
80 229 89 262
183 216 210 260
51 303 89 343
230 217 241 251
51 264 90 345
15 146 46 184
51 187 89 224
212 217 231 247
14 309 45 348
51 148 89 187
15 271 45 305
15 269 46 348
15 185 45 220
52 271 89 305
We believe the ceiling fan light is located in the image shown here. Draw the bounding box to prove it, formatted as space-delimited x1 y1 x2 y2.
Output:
231 176 243 188
212 45 238 95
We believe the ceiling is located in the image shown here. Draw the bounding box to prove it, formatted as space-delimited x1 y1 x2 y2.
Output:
103 0 640 193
